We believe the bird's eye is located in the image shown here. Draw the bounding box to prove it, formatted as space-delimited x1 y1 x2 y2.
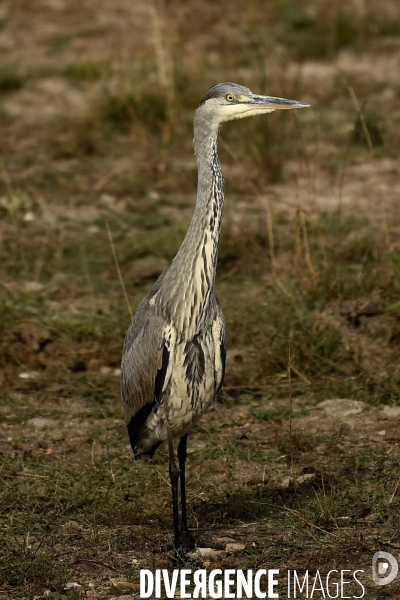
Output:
226 94 234 102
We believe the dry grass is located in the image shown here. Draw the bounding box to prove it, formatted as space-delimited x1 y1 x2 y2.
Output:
1 0 400 598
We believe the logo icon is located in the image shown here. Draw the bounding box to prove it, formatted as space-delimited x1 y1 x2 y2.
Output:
372 551 398 586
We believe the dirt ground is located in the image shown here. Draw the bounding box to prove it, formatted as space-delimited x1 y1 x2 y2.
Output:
1 0 400 599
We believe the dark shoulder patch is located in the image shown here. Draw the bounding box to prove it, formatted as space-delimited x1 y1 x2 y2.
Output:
154 345 169 402
217 340 226 395
127 402 155 453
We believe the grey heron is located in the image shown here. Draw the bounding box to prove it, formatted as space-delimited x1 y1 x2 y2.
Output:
121 82 309 552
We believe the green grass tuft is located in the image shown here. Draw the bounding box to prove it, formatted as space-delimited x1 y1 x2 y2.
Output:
252 406 308 420
100 87 168 133
352 110 385 148
0 64 26 92
60 62 102 81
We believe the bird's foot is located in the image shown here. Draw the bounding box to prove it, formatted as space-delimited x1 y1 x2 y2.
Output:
169 530 209 565
179 528 197 551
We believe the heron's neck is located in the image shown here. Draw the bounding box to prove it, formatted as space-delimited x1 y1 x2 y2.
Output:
164 123 224 332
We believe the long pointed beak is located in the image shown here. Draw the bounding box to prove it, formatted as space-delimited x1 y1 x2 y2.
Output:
248 94 310 110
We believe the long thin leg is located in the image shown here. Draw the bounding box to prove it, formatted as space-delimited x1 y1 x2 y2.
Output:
177 433 189 534
168 434 180 552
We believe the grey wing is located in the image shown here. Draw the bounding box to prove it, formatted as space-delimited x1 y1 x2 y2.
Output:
121 282 172 453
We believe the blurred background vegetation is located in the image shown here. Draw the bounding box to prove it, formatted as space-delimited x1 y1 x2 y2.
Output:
1 0 400 393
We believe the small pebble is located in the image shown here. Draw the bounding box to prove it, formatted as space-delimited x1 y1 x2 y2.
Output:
19 371 40 380
188 548 224 559
110 581 140 595
365 513 378 522
226 543 245 552
61 520 82 535
216 536 236 544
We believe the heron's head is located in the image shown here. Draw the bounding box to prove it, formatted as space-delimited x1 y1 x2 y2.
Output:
197 82 310 127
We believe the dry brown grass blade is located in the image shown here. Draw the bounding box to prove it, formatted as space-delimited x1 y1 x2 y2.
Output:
81 244 97 314
271 196 311 215
148 0 175 126
266 197 277 277
389 477 400 505
105 221 133 319
348 85 373 157
283 506 338 538
219 136 239 161
69 557 121 573
294 152 317 281
93 166 123 192
1 166 18 210
288 346 294 484
337 81 372 213
337 133 352 215
293 112 316 210
300 209 317 282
